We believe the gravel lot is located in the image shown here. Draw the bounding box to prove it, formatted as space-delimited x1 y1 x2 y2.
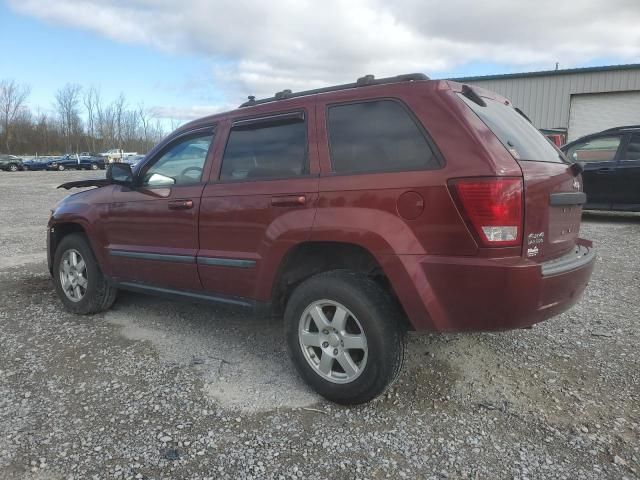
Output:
1 170 639 480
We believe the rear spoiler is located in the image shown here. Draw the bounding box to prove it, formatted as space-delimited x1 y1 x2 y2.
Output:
58 179 110 190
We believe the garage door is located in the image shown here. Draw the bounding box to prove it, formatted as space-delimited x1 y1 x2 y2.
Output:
568 91 640 141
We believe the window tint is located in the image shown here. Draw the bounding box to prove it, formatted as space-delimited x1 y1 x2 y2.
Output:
622 134 640 160
143 134 213 186
565 136 621 163
220 116 307 181
327 100 440 174
458 93 565 163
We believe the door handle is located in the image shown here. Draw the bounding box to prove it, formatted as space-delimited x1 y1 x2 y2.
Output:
271 195 307 207
595 167 615 174
168 199 194 210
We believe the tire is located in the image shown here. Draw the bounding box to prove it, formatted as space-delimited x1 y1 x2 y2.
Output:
285 270 405 404
8 163 18 172
58 164 65 171
90 163 99 170
52 233 117 315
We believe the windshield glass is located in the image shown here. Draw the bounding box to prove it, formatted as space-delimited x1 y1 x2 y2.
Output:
458 93 566 163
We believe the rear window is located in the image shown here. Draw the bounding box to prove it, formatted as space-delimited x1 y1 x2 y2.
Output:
458 93 565 163
327 100 441 174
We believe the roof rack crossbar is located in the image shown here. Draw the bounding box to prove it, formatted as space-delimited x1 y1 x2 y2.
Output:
239 72 429 108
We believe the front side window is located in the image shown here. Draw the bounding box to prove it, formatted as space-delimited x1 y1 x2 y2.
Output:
220 115 308 181
565 136 621 163
621 134 640 160
327 100 440 174
143 133 213 187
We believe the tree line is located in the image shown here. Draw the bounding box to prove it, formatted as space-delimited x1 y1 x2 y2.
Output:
0 79 169 156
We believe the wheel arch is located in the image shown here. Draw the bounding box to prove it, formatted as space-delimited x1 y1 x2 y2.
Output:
47 220 106 276
269 241 410 327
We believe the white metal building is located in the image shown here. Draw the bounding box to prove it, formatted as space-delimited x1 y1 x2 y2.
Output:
451 64 640 142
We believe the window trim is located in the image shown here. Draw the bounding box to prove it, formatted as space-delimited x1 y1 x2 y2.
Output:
324 97 445 176
136 126 216 188
218 109 310 183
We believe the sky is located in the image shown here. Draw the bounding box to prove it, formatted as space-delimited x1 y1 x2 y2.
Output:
2 0 640 122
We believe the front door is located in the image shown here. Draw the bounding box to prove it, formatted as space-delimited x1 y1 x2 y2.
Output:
104 127 216 291
565 134 623 209
612 133 640 210
198 106 319 302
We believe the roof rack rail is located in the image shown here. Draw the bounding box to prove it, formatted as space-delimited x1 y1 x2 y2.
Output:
240 72 429 108
601 124 640 132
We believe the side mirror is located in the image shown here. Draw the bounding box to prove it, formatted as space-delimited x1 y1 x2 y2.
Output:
146 173 176 187
107 162 134 186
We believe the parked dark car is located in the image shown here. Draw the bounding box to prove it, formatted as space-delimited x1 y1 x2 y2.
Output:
79 156 106 170
0 154 24 171
48 74 595 404
562 125 640 211
47 154 82 171
22 158 50 171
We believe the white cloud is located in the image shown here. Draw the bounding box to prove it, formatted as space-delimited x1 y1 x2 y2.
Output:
9 0 640 107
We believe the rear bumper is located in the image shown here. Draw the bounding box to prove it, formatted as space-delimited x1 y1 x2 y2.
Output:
381 239 596 332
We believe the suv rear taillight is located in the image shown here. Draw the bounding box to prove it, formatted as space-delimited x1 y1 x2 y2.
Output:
449 178 523 247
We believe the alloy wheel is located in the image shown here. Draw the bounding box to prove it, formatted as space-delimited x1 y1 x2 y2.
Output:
59 249 88 302
298 300 368 384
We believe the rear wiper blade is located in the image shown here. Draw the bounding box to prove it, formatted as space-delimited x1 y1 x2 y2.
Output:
515 107 532 124
58 179 110 190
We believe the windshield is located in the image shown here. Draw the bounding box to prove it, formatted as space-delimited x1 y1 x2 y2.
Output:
458 93 566 164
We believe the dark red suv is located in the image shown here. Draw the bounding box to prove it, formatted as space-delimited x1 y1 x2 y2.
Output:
48 73 595 404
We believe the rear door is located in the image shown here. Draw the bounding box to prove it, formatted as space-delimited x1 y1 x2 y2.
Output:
459 93 584 262
197 107 319 302
564 135 624 209
611 133 640 210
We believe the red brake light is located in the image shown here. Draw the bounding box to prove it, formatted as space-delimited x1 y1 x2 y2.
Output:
450 178 523 247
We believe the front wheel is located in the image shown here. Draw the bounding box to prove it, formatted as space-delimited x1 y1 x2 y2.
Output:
90 163 99 170
53 233 117 314
285 270 405 404
8 163 19 172
58 164 65 171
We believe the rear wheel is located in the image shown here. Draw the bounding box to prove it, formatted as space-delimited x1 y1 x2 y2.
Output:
53 233 117 314
285 270 405 404
58 164 65 171
90 163 99 170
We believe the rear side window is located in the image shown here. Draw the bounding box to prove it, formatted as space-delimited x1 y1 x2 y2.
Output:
565 136 622 163
458 93 565 163
327 100 440 174
622 134 640 160
220 115 308 181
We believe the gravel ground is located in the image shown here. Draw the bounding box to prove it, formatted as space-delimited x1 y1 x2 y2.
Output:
0 170 639 480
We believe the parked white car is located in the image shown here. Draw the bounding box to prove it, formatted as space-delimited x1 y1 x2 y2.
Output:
100 149 138 162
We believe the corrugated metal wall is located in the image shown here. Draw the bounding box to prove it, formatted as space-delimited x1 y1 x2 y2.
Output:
461 68 640 131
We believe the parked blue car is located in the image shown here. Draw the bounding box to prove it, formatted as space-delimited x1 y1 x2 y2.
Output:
22 158 49 171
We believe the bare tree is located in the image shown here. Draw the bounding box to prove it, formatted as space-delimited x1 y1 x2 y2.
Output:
0 79 31 152
138 102 151 149
113 93 127 148
83 86 100 153
55 83 82 152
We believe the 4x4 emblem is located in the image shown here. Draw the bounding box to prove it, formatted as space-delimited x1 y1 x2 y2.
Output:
573 179 581 190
